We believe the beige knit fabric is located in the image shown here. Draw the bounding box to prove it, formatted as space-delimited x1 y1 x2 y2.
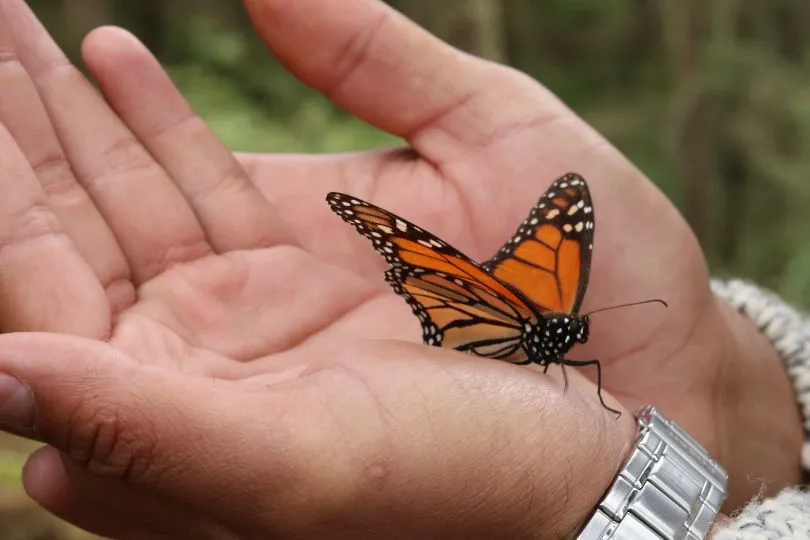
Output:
713 489 810 539
711 279 810 539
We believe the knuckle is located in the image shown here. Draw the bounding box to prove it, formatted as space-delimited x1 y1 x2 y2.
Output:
186 164 248 208
0 201 63 255
99 135 155 176
140 235 213 276
62 397 159 481
81 136 158 191
323 10 390 100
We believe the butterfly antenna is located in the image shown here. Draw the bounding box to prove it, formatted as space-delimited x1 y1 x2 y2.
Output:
584 298 668 317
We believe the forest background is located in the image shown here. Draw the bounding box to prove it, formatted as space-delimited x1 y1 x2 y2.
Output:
3 1 810 537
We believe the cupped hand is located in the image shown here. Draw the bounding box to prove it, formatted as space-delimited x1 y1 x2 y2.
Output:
0 0 800 538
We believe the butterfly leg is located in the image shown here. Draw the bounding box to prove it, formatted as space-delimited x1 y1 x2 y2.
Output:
559 362 570 394
560 359 621 418
540 362 571 394
538 361 571 393
540 361 572 395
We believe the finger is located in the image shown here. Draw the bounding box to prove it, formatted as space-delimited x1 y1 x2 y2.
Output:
0 333 636 539
23 447 135 539
25 447 233 539
0 333 289 534
0 123 109 336
0 5 134 312
82 27 294 251
0 0 212 283
243 0 559 161
235 150 438 274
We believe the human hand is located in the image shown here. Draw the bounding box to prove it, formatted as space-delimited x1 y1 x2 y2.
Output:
0 1 634 537
236 0 803 510
0 1 800 540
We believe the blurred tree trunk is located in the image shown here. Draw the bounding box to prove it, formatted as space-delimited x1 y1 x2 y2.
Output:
678 0 712 249
61 0 109 61
774 0 809 62
710 1 745 270
112 1 170 59
660 0 713 249
717 148 746 267
468 0 506 62
392 0 506 61
709 0 810 284
502 0 528 68
130 2 165 57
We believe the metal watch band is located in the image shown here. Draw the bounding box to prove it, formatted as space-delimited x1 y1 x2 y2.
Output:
576 406 728 540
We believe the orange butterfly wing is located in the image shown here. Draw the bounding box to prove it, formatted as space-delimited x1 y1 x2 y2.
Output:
483 173 594 314
327 192 537 362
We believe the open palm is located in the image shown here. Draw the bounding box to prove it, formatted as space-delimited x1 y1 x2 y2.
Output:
0 0 801 537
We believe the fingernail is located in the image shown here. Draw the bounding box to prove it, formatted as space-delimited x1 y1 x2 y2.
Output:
0 373 35 432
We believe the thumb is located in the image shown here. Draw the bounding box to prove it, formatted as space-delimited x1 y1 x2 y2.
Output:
0 333 294 535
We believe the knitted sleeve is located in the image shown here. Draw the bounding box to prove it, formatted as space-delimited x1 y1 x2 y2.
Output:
710 279 810 539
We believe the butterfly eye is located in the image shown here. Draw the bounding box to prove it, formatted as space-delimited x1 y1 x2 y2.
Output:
576 318 590 342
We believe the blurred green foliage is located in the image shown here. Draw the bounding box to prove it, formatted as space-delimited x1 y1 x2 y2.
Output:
27 0 810 297
5 0 810 537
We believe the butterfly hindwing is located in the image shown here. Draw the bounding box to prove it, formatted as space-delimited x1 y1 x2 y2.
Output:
327 192 536 362
483 173 594 314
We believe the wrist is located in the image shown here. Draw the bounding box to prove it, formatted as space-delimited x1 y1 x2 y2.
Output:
574 406 728 540
712 292 804 508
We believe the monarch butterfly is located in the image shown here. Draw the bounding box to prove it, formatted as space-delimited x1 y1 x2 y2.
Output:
327 173 661 416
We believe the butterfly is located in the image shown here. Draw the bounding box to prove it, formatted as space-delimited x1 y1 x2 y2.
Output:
327 173 626 415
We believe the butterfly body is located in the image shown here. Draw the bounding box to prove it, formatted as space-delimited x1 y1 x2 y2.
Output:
327 173 618 414
521 313 590 366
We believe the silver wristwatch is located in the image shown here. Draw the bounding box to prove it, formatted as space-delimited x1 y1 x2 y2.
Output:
576 406 728 540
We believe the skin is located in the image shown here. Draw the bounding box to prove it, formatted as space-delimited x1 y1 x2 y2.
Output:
0 0 801 538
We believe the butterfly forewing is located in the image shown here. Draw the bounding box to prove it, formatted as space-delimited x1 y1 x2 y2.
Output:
482 173 594 314
327 192 535 362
